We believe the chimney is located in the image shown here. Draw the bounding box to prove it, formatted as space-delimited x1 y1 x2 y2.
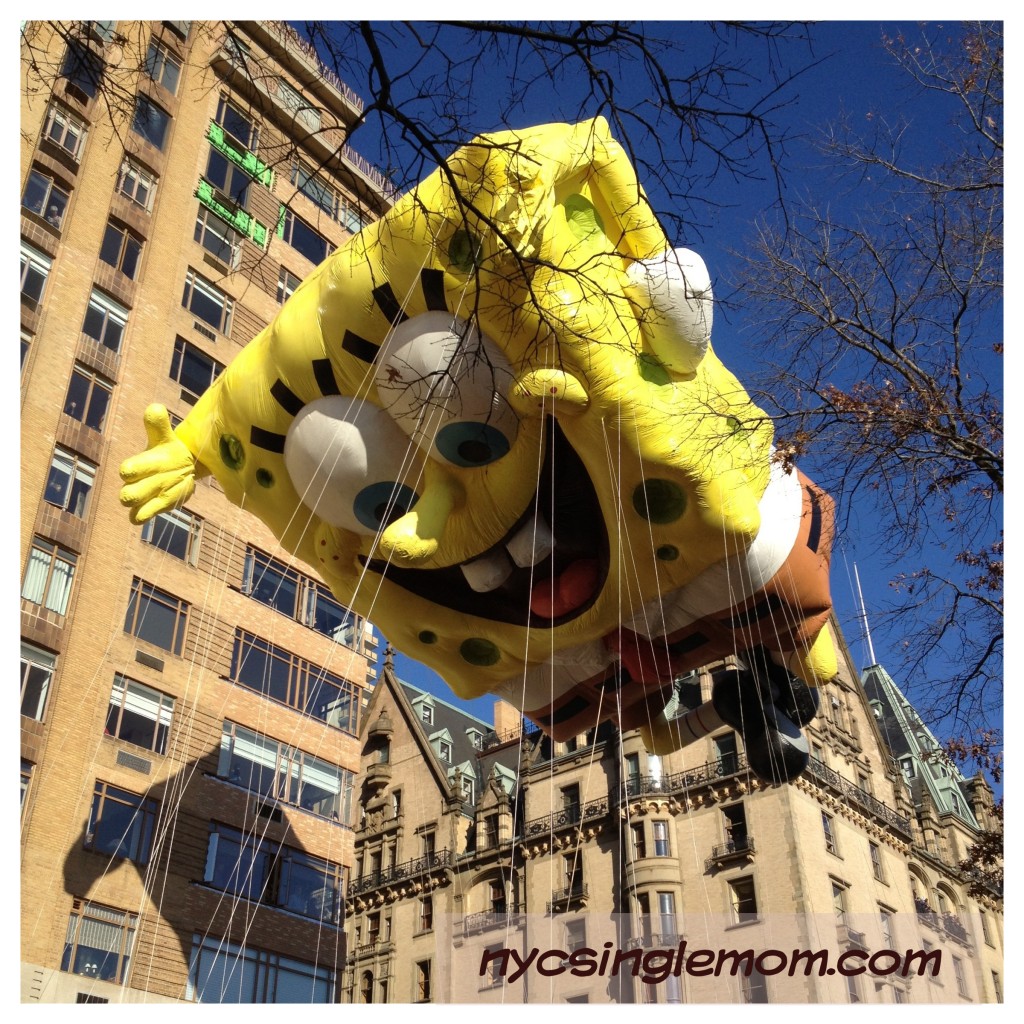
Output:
492 699 521 738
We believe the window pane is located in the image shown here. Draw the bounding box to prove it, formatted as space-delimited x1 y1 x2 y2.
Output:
21 643 56 720
132 95 170 150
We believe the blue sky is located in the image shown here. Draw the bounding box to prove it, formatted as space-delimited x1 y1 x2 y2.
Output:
310 20 1003 734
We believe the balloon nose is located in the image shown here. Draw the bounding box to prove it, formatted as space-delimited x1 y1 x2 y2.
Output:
376 477 462 567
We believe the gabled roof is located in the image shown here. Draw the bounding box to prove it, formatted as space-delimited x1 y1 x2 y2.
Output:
861 663 979 829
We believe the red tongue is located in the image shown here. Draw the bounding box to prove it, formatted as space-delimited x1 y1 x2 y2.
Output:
530 559 599 619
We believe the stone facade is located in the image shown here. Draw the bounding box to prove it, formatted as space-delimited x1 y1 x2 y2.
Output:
345 628 1003 1005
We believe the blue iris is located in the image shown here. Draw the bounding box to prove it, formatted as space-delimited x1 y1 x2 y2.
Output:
436 422 510 467
353 481 419 531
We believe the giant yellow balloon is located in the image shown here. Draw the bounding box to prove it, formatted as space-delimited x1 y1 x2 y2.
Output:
121 118 836 777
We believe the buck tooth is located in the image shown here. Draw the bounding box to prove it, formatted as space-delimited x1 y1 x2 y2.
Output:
505 515 554 568
461 551 514 593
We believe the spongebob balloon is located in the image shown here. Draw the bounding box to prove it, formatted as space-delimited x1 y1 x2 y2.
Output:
121 118 837 784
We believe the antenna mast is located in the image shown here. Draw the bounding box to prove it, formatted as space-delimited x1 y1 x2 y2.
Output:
854 563 877 667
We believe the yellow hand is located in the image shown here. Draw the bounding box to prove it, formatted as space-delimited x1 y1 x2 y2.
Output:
119 404 197 524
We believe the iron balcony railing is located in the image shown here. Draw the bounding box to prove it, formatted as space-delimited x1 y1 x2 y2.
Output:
547 883 588 913
704 836 756 873
623 753 749 799
463 910 523 935
348 849 451 897
804 758 914 839
523 797 609 838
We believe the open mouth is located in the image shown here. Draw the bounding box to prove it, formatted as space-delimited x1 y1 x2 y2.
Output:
362 419 609 628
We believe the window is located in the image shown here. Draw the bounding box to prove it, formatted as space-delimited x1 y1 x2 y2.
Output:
82 289 129 353
44 446 96 518
144 39 181 94
720 804 747 853
421 830 435 857
21 242 51 304
729 877 758 923
165 21 191 39
951 956 968 998
482 813 499 848
565 919 586 953
188 933 336 1003
203 822 344 924
61 40 103 99
87 21 116 42
21 761 33 812
218 721 354 822
22 168 70 228
117 158 157 211
194 207 242 267
822 811 838 855
740 971 768 1003
21 642 56 721
100 222 143 279
979 908 993 946
420 703 434 725
124 578 188 655
131 94 170 150
182 268 233 333
561 783 581 820
204 147 253 209
278 82 321 132
216 96 259 152
230 629 360 733
652 819 671 857
658 891 678 938
419 896 433 932
290 162 338 217
281 209 332 265
846 973 861 1004
360 970 374 1003
171 337 223 399
899 757 915 780
630 822 647 859
563 854 582 895
715 732 739 774
869 841 884 881
879 907 894 947
277 266 301 304
64 364 113 431
438 740 452 763
43 103 87 159
244 549 359 639
624 752 641 790
244 547 301 615
106 675 173 754
86 781 158 865
992 971 1002 1003
140 508 202 565
416 960 431 1002
22 329 32 368
22 537 77 615
61 901 137 984
832 881 849 926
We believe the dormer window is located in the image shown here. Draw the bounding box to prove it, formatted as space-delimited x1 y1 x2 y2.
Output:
420 703 433 725
438 740 451 763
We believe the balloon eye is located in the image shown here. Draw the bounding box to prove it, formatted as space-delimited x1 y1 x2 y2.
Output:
353 481 420 531
436 422 511 468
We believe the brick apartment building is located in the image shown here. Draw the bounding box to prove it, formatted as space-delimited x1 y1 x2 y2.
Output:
20 20 388 1002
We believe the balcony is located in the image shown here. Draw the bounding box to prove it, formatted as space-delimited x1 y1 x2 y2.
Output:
804 758 913 839
704 836 756 873
547 883 588 914
625 932 682 951
837 923 868 950
523 797 609 839
348 849 451 898
463 910 522 936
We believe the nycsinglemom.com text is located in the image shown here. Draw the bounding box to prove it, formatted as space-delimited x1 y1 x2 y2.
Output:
480 941 942 985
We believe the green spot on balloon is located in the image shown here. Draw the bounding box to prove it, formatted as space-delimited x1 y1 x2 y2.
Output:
448 229 482 273
638 353 670 385
419 630 438 645
256 468 274 488
633 479 686 524
460 637 500 666
657 545 679 561
219 434 245 470
563 193 604 240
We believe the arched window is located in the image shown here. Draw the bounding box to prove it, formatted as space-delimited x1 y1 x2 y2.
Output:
360 970 374 1003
